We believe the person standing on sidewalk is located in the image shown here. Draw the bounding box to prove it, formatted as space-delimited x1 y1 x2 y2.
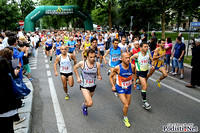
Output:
171 36 185 79
164 37 172 73
185 35 200 88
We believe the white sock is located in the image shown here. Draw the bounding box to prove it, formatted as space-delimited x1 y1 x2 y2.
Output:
124 116 128 120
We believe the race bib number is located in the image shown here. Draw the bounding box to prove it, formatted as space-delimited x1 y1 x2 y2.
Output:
159 56 164 61
70 45 74 48
84 79 95 86
140 59 148 66
122 80 132 89
61 66 69 71
57 46 60 49
112 56 120 62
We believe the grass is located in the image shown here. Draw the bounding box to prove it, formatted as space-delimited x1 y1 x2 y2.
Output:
184 55 192 65
149 32 199 41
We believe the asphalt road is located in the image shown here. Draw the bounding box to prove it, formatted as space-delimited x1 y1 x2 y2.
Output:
30 47 200 133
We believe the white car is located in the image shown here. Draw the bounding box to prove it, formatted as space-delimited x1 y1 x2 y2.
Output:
172 27 185 32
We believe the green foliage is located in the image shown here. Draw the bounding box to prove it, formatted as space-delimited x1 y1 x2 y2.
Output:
20 0 36 20
0 0 21 30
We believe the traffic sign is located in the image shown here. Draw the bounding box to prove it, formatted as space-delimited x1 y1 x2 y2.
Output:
190 22 200 27
97 25 101 30
19 20 24 26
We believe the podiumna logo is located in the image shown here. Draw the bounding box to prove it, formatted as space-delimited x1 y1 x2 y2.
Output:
57 7 62 12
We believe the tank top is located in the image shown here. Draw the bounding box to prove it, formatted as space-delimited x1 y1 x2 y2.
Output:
135 51 150 71
80 61 97 87
59 54 73 74
84 41 91 56
97 40 105 51
116 63 133 89
154 47 166 67
118 43 127 53
109 46 121 68
46 37 52 46
132 48 140 65
64 36 69 44
55 41 62 55
67 40 76 52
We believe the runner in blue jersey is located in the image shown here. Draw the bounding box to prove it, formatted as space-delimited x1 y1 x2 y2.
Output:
103 38 123 97
110 52 136 128
53 36 63 56
66 36 77 56
44 32 53 62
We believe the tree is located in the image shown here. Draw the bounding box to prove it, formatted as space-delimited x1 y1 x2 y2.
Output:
0 0 21 30
19 0 36 20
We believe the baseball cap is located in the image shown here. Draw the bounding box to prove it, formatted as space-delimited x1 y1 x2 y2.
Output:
47 32 50 35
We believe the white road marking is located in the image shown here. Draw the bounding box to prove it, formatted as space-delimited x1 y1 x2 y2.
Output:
47 70 51 77
149 77 200 103
44 55 47 58
46 64 49 69
30 67 36 70
48 78 67 133
45 59 48 63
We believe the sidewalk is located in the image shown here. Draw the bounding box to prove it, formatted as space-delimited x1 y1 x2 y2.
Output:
14 76 34 133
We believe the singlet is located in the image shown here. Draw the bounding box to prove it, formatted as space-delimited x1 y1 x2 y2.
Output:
64 36 69 44
45 37 53 47
59 54 73 74
135 51 150 71
84 41 91 56
80 61 97 87
118 43 128 53
67 40 76 52
109 46 121 68
132 48 140 65
154 47 166 68
97 40 105 51
55 41 62 55
116 63 133 89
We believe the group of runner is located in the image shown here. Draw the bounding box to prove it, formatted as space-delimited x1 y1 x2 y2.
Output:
38 30 169 128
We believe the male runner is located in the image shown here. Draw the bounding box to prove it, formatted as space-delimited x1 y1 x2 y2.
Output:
45 32 53 62
103 38 122 97
118 36 129 53
110 52 135 128
152 39 167 87
81 35 91 60
97 35 105 67
53 36 63 56
74 49 102 116
66 36 77 56
54 45 77 100
131 42 154 110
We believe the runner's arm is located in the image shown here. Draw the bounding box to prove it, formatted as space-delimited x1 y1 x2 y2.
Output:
96 62 102 81
109 66 119 91
153 48 164 60
74 61 84 82
130 53 138 63
103 49 110 64
54 56 60 76
80 42 84 50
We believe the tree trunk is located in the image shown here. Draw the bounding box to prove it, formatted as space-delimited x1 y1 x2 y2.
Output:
108 0 112 30
161 9 165 39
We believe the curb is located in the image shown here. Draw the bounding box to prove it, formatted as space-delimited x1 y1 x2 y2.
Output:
14 76 34 133
183 63 192 69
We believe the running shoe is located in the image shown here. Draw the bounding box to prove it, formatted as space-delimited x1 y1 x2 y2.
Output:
136 84 140 90
142 102 151 110
123 118 131 128
107 69 111 76
101 64 103 67
156 80 161 88
65 94 69 100
113 90 119 97
81 103 88 116
29 78 33 82
171 72 178 76
50 60 52 63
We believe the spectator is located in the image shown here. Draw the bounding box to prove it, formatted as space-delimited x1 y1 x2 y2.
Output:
0 56 18 133
141 28 147 42
1 30 10 49
8 36 26 80
185 35 200 88
178 33 184 43
171 36 185 79
30 34 36 57
149 31 157 52
164 37 172 73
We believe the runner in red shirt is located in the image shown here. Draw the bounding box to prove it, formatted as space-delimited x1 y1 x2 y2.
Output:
130 41 140 65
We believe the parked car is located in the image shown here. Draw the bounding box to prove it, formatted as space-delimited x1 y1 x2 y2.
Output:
172 27 185 32
185 28 198 32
